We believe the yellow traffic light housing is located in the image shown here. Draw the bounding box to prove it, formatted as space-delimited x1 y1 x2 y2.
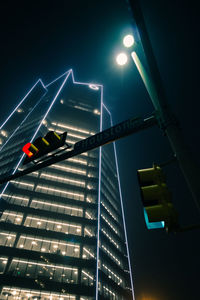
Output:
22 131 67 165
137 164 178 232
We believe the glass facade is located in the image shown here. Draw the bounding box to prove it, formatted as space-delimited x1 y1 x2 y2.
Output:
0 70 134 299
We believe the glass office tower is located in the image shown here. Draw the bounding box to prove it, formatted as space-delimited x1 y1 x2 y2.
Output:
0 70 134 300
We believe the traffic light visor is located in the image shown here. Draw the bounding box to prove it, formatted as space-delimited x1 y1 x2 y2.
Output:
144 208 165 229
22 142 39 158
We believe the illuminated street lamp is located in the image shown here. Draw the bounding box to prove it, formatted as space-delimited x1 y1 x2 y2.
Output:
123 34 135 48
116 52 128 66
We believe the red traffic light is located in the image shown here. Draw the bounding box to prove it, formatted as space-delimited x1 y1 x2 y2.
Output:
22 142 39 157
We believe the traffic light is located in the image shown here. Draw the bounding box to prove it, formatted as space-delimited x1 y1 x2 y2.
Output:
22 131 67 165
137 164 178 232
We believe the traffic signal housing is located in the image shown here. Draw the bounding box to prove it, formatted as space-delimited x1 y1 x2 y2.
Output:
22 131 67 165
137 164 178 232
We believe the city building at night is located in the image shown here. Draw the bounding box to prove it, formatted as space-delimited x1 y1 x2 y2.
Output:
0 69 134 300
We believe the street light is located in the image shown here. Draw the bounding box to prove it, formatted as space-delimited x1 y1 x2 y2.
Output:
123 34 135 48
116 52 128 66
115 28 200 211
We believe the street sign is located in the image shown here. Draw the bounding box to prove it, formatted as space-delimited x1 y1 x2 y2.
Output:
75 116 155 152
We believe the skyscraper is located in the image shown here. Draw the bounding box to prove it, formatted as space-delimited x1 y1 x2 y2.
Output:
0 69 134 300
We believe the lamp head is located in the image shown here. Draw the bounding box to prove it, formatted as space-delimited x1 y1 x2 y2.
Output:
116 52 128 66
123 34 134 48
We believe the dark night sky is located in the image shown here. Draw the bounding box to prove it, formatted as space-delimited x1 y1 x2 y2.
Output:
0 1 200 299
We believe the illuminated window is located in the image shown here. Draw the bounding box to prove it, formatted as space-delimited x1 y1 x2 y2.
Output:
30 199 83 217
101 228 120 250
1 288 76 300
24 216 82 235
0 232 16 247
0 211 23 225
102 245 121 266
102 263 122 285
9 258 78 284
36 185 84 201
51 122 95 135
10 180 34 190
0 257 8 273
51 164 86 175
40 172 86 187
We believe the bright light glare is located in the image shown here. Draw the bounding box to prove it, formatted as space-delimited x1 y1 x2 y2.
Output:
89 84 99 90
116 53 128 66
123 34 134 48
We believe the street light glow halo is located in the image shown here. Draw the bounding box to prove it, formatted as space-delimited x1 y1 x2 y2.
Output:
116 52 128 66
123 34 134 48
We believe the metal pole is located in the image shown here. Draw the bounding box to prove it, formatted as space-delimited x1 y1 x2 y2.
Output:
0 115 157 185
128 0 200 212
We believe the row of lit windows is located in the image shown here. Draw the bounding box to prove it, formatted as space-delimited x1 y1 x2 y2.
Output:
2 192 96 219
4 257 79 284
0 231 16 247
0 211 23 224
101 214 119 236
2 190 95 209
49 128 86 141
30 199 83 217
40 172 86 187
101 201 118 222
0 231 96 260
0 212 95 237
2 193 29 205
68 157 87 165
17 235 80 257
1 257 95 287
1 287 76 300
10 180 35 191
17 168 96 190
101 228 120 250
101 244 121 266
51 122 95 136
103 286 116 298
10 179 86 200
36 185 84 201
26 216 82 232
51 163 87 175
102 263 123 286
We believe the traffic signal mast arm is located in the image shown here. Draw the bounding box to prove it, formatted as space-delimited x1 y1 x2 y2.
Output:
0 114 157 185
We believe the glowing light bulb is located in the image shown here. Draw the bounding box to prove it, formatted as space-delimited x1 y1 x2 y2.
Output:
116 53 128 66
123 34 134 48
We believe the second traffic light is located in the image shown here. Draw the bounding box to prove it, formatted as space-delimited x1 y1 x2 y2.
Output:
22 131 67 165
137 164 178 232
